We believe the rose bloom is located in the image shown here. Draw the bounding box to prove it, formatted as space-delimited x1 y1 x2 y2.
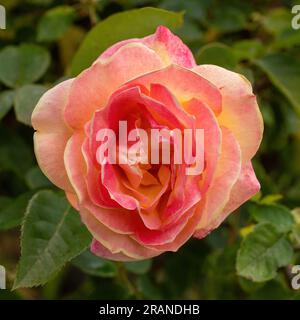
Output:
32 26 263 261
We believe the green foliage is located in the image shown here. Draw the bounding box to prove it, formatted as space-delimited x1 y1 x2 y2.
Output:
0 44 50 88
0 90 14 119
196 43 237 70
0 126 34 177
233 40 265 61
261 8 300 49
37 6 76 42
0 0 300 300
72 250 117 278
256 54 300 116
0 191 35 230
124 260 152 275
25 166 52 190
13 191 92 289
159 0 210 23
249 203 295 233
237 223 293 282
14 84 47 126
70 7 183 75
210 4 248 33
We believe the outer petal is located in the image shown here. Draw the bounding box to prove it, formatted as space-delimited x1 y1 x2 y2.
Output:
82 139 120 209
221 161 260 217
99 26 196 68
64 131 88 202
65 192 79 210
91 239 137 262
80 209 162 260
64 43 164 129
194 127 241 239
195 162 260 240
143 26 196 68
63 131 152 236
193 65 263 163
32 79 74 191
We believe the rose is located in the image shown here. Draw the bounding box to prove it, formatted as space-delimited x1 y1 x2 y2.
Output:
32 26 263 261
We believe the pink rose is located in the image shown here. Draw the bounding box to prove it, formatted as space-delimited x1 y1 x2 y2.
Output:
32 26 263 261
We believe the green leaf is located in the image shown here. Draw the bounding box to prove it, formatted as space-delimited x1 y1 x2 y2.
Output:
37 6 76 42
237 223 293 282
0 196 11 210
261 8 300 49
290 224 300 248
137 275 162 299
249 203 295 233
260 194 283 205
196 43 237 70
0 191 35 230
159 0 211 23
292 208 300 225
233 40 264 61
175 20 203 47
238 276 265 294
13 191 92 289
0 126 34 176
0 90 14 120
235 65 254 84
256 54 300 117
27 0 54 5
14 84 47 126
202 246 238 299
25 166 52 189
0 44 50 88
70 7 183 76
124 259 152 275
210 3 248 33
72 250 117 278
249 278 292 300
261 8 291 35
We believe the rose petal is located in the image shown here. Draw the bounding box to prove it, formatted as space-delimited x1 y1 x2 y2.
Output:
64 43 164 129
195 162 259 239
126 64 222 115
64 131 88 202
65 192 79 210
91 239 137 262
32 79 73 133
99 26 196 68
132 206 195 246
183 98 222 194
193 65 263 163
143 26 196 68
81 209 162 260
194 127 241 239
222 161 260 217
151 205 201 252
149 83 194 128
32 79 74 191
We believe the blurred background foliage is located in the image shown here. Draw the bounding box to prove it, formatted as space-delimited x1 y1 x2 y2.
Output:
1 0 300 300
